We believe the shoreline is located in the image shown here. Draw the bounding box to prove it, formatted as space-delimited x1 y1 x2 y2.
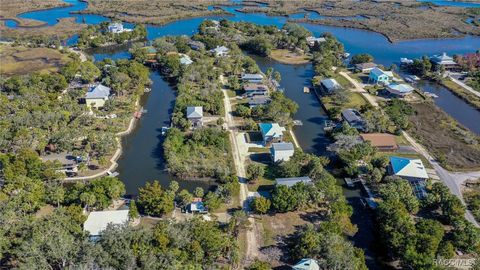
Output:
440 79 480 111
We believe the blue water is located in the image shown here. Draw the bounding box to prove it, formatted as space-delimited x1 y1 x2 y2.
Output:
417 0 480 8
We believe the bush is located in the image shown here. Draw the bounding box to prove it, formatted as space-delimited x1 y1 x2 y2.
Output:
246 163 265 183
250 197 271 214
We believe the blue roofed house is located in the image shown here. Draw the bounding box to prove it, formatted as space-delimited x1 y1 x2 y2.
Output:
292 258 320 270
389 156 429 198
258 123 286 145
369 67 392 85
85 84 111 108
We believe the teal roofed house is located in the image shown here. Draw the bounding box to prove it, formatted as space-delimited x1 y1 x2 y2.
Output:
369 67 391 85
389 156 429 198
292 258 320 270
258 123 286 145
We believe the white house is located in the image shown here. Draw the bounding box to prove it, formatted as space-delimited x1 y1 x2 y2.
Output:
389 156 429 198
355 62 378 73
108 22 132 34
179 53 193 65
386 83 414 96
186 106 203 128
293 258 320 270
270 142 294 163
84 210 129 238
275 177 312 187
320 78 342 93
241 73 264 83
430 52 457 70
210 46 229 57
85 84 111 108
259 123 286 145
306 36 326 46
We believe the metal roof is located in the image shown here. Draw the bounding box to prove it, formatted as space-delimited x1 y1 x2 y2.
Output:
271 142 294 151
84 210 129 236
275 176 312 187
85 84 111 99
186 106 203 118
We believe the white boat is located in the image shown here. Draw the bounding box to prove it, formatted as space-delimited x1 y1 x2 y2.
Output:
424 92 439 98
161 126 170 135
343 52 350 58
400 57 414 64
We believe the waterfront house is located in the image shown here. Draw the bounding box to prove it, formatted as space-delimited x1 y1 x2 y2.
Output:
292 258 320 270
270 142 295 163
430 52 458 70
320 78 342 94
369 67 391 85
241 73 264 84
186 106 203 128
84 210 129 239
188 40 205 51
179 53 193 65
243 83 268 96
276 177 312 187
388 156 429 198
360 133 398 151
259 123 286 145
385 83 414 96
187 198 208 214
108 22 132 34
210 46 229 57
341 109 366 131
306 36 326 46
354 62 378 73
85 84 111 108
248 95 271 108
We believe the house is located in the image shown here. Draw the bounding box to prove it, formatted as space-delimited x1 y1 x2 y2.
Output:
248 95 270 108
85 84 111 108
187 198 208 214
292 258 320 270
341 109 366 131
259 123 286 145
108 22 132 34
430 52 457 70
241 73 264 84
354 62 378 73
369 67 392 85
360 133 398 151
275 177 312 187
210 46 229 57
243 83 268 96
179 54 193 65
385 83 414 96
188 40 205 51
306 36 326 46
186 106 203 128
84 210 129 238
271 142 295 163
320 78 342 93
389 156 429 198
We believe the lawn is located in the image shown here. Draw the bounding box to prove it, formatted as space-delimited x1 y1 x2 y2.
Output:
321 91 368 113
269 49 311 64
0 45 72 76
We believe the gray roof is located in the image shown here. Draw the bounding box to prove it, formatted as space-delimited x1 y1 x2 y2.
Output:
248 96 270 106
321 78 342 91
355 62 377 70
242 73 264 80
186 106 203 118
85 84 111 99
275 177 312 187
341 109 364 124
271 142 294 152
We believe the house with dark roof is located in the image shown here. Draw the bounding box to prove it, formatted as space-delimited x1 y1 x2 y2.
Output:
275 177 312 187
258 123 286 145
354 62 378 73
341 109 366 131
389 156 429 198
248 95 270 108
186 106 203 128
188 40 205 51
243 83 268 97
270 142 294 163
85 84 111 108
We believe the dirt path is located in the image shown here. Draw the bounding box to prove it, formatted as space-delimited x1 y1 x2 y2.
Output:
340 70 480 227
220 75 260 263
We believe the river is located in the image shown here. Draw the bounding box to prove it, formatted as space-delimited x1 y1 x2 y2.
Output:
4 1 480 268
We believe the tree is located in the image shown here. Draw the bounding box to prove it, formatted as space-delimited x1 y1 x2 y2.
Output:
378 179 419 214
79 61 100 83
194 187 204 198
246 163 265 183
177 189 193 208
168 180 179 194
350 54 374 65
137 181 174 216
250 197 271 214
271 185 297 212
128 200 139 220
247 259 271 270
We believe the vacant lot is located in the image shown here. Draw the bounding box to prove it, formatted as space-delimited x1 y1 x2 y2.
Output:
79 0 231 25
0 45 71 76
409 102 480 170
270 49 310 64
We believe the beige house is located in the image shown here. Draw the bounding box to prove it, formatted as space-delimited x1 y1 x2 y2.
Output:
85 84 111 108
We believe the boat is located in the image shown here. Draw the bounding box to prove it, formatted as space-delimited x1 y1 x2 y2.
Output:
161 126 170 135
424 92 439 98
400 57 414 65
293 120 303 126
107 171 120 177
343 52 350 58
303 86 310 93
144 87 151 93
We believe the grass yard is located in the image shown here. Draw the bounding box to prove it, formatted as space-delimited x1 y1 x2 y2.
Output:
269 49 311 64
0 45 72 76
248 176 275 192
321 91 368 113
248 147 269 153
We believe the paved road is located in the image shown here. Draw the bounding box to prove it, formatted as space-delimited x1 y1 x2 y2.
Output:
449 75 480 98
220 75 260 262
340 71 480 227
